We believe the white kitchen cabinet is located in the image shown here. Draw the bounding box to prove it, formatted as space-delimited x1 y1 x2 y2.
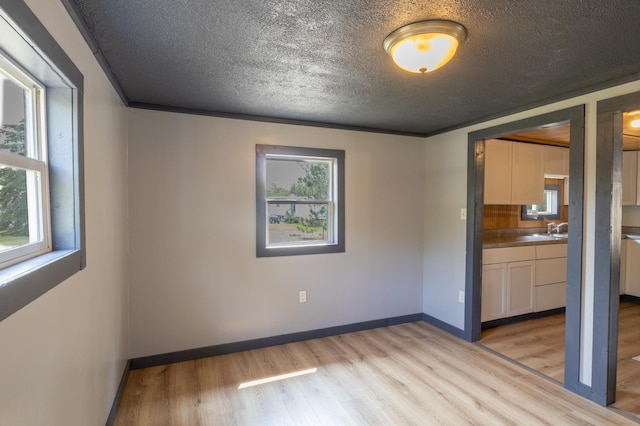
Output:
481 263 508 321
544 146 570 177
511 142 545 205
484 139 544 205
625 238 640 296
622 151 638 206
484 139 512 205
482 246 536 321
507 261 536 316
534 243 567 312
482 244 568 322
620 239 627 295
535 283 566 312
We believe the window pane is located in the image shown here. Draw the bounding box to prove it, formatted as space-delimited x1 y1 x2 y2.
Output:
0 75 27 156
266 157 331 201
0 165 41 252
267 203 330 245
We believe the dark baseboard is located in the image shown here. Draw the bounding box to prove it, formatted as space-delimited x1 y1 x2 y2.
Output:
481 308 566 330
130 313 424 370
105 359 130 426
421 313 465 339
621 294 640 304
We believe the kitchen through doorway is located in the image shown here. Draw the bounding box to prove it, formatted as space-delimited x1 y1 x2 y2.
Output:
464 106 586 398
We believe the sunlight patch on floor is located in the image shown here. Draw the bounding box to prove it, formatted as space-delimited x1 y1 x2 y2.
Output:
238 368 318 389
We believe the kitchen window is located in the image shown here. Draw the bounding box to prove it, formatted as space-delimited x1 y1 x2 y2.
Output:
256 145 345 257
521 184 561 220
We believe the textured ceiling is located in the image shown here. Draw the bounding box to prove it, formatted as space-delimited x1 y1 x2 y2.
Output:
66 0 640 136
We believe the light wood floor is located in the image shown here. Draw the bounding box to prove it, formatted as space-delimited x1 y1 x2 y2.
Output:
481 302 640 420
115 321 637 425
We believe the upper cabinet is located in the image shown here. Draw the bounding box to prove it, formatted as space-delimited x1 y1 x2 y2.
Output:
484 139 544 205
544 146 570 177
485 139 512 205
622 151 639 206
511 143 545 205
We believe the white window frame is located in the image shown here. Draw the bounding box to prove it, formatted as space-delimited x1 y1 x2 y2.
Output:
0 51 52 268
256 145 345 257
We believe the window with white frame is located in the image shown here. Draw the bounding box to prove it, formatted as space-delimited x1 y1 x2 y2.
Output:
0 53 51 268
256 145 345 257
0 0 85 323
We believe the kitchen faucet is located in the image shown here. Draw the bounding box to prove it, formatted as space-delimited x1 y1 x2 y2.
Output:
551 222 568 234
547 222 556 234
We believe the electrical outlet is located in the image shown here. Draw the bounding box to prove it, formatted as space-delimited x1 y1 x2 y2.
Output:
460 208 467 220
458 291 465 304
299 290 307 303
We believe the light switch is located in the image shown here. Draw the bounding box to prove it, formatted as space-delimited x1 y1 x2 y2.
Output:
460 208 467 220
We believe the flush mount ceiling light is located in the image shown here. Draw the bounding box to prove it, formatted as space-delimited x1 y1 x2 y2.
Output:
629 110 640 128
383 20 466 74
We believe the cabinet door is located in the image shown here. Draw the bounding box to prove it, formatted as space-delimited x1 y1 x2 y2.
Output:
626 239 640 296
507 260 535 316
535 282 566 311
511 143 544 205
482 263 507 321
622 151 637 206
544 146 569 176
484 139 512 205
620 239 627 295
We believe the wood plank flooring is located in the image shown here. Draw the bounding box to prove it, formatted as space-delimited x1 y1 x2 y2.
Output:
115 321 637 425
481 302 640 420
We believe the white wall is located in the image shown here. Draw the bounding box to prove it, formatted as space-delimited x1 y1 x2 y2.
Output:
423 79 640 384
128 109 425 358
0 1 129 425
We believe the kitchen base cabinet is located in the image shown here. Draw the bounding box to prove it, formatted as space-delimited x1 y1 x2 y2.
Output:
482 247 536 322
621 239 627 295
481 263 507 322
483 243 567 322
507 261 535 316
625 238 640 296
535 282 566 311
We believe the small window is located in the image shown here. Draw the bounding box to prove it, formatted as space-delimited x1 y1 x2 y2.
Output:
256 145 345 257
0 52 50 268
522 184 561 220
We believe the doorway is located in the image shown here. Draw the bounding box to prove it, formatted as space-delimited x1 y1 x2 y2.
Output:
595 92 640 414
464 106 586 395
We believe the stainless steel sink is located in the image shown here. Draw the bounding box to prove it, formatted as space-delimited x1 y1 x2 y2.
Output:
531 233 568 239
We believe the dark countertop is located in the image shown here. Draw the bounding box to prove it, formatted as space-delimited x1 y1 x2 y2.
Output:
483 234 568 249
483 226 640 249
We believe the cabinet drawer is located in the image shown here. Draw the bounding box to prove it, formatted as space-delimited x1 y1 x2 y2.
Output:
535 258 567 285
535 282 566 311
483 246 535 264
536 243 567 259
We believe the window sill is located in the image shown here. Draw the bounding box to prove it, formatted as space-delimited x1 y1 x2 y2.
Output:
0 249 82 322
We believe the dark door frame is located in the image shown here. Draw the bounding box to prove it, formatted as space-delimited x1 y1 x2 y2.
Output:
588 91 640 406
464 105 587 398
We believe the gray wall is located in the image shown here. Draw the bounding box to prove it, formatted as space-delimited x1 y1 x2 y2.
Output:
127 109 426 358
